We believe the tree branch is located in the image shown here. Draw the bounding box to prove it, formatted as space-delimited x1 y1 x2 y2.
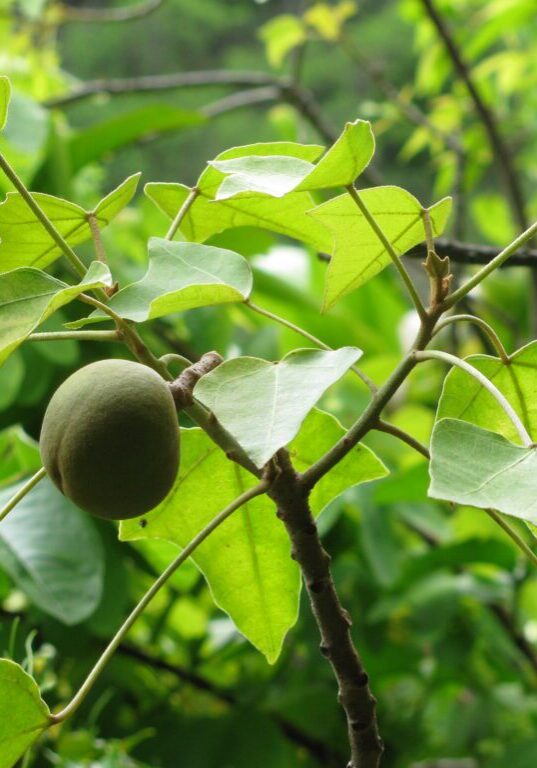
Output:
269 451 383 768
58 0 165 24
419 0 528 233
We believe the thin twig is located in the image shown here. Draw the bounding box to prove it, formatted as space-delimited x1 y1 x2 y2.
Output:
246 300 377 393
50 479 269 724
58 0 165 24
374 420 430 460
413 349 531 446
0 468 47 524
28 330 120 343
486 509 537 570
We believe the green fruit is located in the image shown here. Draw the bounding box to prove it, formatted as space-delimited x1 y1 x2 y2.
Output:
40 359 179 521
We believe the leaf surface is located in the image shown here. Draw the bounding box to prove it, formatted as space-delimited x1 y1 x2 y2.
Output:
0 261 112 365
309 186 452 309
0 477 105 624
120 409 386 662
194 347 362 466
0 659 50 768
0 76 10 131
429 418 537 524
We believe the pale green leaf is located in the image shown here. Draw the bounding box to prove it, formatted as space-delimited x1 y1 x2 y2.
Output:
0 659 50 768
429 418 537 525
212 120 375 200
0 76 10 131
310 186 452 310
0 425 41 486
74 238 253 326
259 15 307 67
437 342 537 443
0 174 141 270
194 347 362 467
120 409 386 662
0 261 112 365
145 141 332 252
0 477 104 623
304 1 358 40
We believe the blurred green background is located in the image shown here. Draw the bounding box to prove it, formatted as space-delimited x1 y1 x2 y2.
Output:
1 1 537 766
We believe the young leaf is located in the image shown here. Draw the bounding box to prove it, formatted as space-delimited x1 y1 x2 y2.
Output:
0 76 11 131
145 141 332 252
0 659 51 768
259 15 307 68
0 426 41 486
310 186 452 310
120 409 386 663
194 347 362 467
0 174 141 270
0 261 112 365
429 418 537 524
0 476 105 624
212 120 375 200
71 239 252 326
437 342 537 443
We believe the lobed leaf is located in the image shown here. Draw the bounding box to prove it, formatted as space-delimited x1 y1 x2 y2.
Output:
0 659 50 768
0 173 141 270
194 347 362 467
145 141 332 252
310 186 452 310
120 409 386 663
0 261 112 366
72 238 252 326
429 418 537 524
0 476 105 624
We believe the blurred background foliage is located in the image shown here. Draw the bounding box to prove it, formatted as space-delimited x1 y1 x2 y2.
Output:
1 0 537 766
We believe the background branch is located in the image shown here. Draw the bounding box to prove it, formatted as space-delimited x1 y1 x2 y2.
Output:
58 0 165 23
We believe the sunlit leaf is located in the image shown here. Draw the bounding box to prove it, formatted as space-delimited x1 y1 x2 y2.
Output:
145 141 332 252
304 1 358 40
309 186 452 310
0 174 141 270
0 659 50 768
0 477 105 623
259 15 307 67
437 342 537 443
195 347 361 466
72 239 252 326
211 120 374 199
429 418 537 524
0 261 112 365
121 409 386 662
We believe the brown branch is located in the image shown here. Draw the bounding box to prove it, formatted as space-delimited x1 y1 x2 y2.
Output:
318 239 537 267
58 0 165 23
203 86 280 118
419 0 527 233
168 351 223 409
42 71 278 109
269 451 383 768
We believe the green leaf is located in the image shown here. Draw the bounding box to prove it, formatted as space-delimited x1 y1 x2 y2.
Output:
0 261 112 365
0 76 10 131
145 141 332 252
310 186 452 310
437 342 537 443
72 238 252 326
259 15 307 68
0 477 105 624
429 418 537 524
0 174 141 270
67 106 205 173
120 409 386 662
0 659 50 768
0 426 41 486
194 347 362 467
212 120 375 200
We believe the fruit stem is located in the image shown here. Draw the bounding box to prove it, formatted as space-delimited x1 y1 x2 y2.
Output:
0 468 47 524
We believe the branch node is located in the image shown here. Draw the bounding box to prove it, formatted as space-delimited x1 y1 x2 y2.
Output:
169 351 223 409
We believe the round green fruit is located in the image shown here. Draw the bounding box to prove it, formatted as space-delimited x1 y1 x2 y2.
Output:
40 359 180 521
